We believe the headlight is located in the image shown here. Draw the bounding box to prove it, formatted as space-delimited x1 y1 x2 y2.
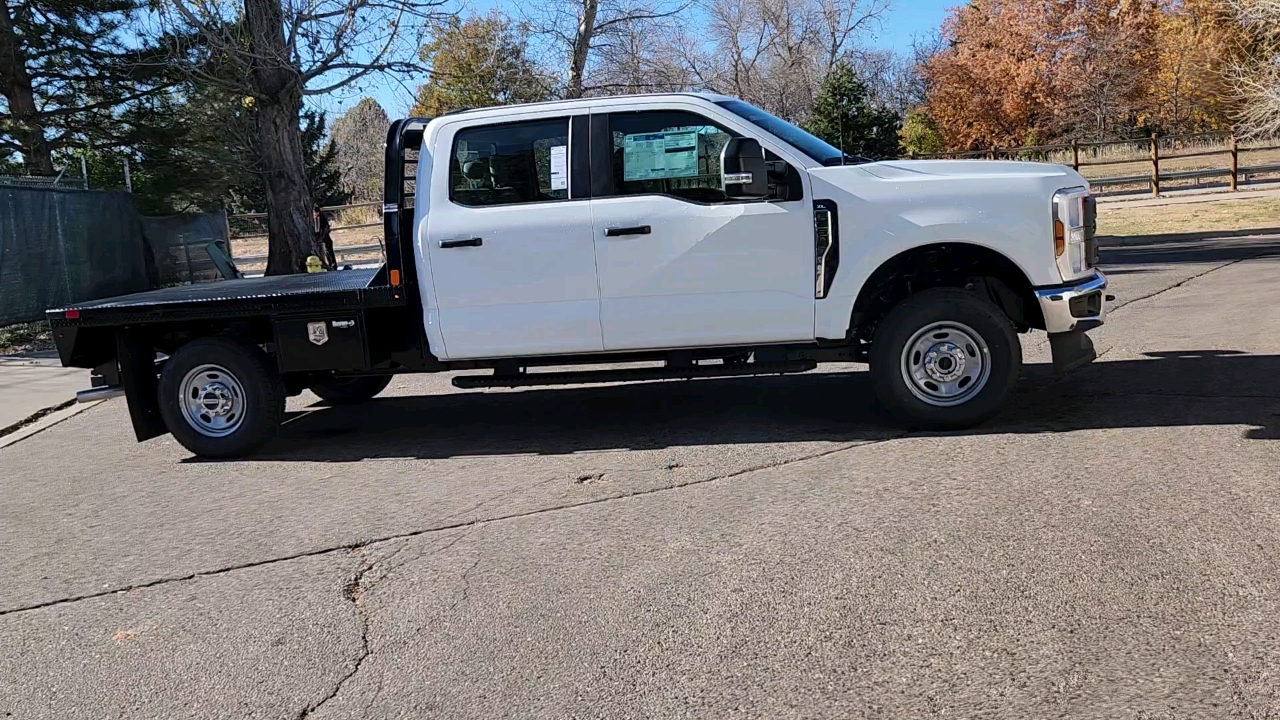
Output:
1052 188 1094 280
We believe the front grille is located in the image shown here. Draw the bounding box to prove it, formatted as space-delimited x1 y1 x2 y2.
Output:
1083 195 1098 267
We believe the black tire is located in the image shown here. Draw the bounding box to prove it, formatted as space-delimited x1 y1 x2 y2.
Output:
157 337 285 459
869 287 1021 430
309 374 392 405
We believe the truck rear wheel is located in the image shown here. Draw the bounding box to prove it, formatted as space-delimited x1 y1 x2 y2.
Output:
309 374 392 405
869 287 1021 430
158 337 284 459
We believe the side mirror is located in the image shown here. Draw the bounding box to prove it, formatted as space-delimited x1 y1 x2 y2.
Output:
721 138 769 199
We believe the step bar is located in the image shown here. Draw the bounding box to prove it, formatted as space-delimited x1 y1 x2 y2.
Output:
451 360 819 389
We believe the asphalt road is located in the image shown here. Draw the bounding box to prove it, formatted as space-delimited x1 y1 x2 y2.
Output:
3 231 1280 719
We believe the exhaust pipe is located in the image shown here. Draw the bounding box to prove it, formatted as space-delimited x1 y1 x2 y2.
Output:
76 386 124 403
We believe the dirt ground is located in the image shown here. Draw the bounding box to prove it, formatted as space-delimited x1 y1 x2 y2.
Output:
1097 192 1280 237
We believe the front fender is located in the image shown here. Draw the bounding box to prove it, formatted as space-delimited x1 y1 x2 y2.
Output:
813 190 1060 340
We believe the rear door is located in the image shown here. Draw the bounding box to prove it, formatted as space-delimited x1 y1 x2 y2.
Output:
588 106 814 351
424 114 602 360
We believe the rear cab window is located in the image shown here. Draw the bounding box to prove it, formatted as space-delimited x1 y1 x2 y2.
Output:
449 118 570 207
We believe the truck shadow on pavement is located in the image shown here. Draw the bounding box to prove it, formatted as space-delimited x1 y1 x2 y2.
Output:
245 350 1280 462
1099 230 1280 267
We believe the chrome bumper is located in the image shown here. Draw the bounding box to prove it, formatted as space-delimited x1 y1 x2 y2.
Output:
1033 271 1108 334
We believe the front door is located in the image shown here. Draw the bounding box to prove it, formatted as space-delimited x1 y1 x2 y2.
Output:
589 109 814 351
425 115 603 359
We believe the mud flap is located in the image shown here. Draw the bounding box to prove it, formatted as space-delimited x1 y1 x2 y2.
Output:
117 330 167 441
1049 329 1097 375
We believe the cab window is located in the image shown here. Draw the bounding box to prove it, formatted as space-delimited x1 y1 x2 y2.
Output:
604 110 800 203
606 111 738 203
450 118 570 207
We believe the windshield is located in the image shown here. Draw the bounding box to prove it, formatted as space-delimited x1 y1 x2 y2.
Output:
715 99 849 165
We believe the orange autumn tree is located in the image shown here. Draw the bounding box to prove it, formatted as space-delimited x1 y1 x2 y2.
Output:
1144 0 1249 134
921 0 1245 149
921 0 1075 149
1056 0 1162 139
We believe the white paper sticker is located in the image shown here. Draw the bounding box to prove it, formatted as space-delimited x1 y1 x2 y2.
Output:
549 145 568 191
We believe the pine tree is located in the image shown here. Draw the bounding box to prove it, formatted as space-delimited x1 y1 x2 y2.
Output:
803 62 902 160
0 0 168 174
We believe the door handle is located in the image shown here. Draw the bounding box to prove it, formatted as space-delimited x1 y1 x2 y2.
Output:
440 237 483 248
604 225 651 237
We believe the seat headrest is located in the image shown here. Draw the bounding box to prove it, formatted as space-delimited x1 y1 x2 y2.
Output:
463 157 490 180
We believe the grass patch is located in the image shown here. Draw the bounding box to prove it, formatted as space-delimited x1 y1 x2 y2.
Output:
0 321 53 355
1097 194 1280 238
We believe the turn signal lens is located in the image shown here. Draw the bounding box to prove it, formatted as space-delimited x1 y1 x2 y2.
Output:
1053 219 1065 257
389 268 401 286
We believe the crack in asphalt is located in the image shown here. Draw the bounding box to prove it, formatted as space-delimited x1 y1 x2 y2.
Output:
297 549 375 719
446 556 484 614
0 438 893 618
1028 254 1251 352
7 253 1270 620
1107 255 1255 314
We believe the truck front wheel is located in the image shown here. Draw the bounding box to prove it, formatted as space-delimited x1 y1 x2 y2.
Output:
309 374 392 405
158 337 285 459
869 288 1021 430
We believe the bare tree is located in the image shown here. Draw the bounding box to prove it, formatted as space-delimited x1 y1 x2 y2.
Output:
845 34 939 117
1057 0 1159 140
588 8 695 93
674 0 887 121
517 0 692 98
1232 0 1280 136
159 0 450 274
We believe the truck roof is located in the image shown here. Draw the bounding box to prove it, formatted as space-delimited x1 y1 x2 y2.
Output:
431 92 736 122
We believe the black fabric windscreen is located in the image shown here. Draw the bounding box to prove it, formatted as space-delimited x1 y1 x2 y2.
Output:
0 187 231 326
0 186 151 326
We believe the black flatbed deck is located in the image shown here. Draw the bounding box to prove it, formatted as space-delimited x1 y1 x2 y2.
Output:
48 267 401 327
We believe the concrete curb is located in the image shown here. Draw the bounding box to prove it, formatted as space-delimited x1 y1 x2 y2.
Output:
0 399 103 450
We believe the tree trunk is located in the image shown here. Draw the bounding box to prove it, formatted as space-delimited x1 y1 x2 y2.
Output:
258 92 315 276
244 0 315 275
0 1 54 174
565 0 598 99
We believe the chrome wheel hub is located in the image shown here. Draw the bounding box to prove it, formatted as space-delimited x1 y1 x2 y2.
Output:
179 364 247 437
923 341 968 383
901 322 991 407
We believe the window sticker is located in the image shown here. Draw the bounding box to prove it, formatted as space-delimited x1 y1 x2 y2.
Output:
623 131 699 181
549 145 568 191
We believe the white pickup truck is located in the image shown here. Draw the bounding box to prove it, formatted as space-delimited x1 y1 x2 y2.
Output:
49 92 1107 458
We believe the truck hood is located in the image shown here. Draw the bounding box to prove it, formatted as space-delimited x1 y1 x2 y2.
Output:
854 159 1079 183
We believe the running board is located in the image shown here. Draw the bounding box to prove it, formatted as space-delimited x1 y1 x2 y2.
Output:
451 360 818 389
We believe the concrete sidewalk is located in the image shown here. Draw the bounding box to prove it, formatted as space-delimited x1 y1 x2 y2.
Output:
0 352 88 432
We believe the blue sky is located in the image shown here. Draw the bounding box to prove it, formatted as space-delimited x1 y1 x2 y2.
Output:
315 0 955 119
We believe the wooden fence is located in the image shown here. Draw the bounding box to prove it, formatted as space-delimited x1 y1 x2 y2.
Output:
910 132 1280 197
